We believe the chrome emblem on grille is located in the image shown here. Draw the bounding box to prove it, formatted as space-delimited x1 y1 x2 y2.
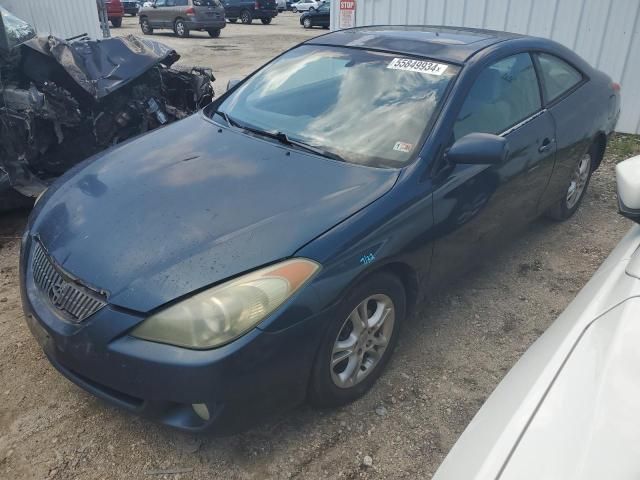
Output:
31 240 107 323
48 282 69 306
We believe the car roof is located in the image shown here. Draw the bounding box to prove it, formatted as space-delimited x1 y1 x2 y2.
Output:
306 26 524 64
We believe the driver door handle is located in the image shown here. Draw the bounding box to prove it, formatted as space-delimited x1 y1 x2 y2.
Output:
538 138 554 153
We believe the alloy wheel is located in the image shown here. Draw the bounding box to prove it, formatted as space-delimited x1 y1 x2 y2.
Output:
566 153 591 209
175 21 185 36
304 18 312 28
330 294 395 388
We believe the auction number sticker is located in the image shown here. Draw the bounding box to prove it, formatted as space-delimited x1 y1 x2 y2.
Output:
387 58 448 76
393 142 413 153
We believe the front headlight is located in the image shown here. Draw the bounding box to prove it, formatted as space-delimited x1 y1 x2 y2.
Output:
131 258 320 349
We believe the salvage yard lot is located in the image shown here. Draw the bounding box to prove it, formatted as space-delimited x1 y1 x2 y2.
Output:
1 13 640 479
112 13 320 94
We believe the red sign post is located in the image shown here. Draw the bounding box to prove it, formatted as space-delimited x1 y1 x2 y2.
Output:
339 0 356 29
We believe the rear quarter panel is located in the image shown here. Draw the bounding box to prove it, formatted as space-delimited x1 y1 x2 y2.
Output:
535 44 617 213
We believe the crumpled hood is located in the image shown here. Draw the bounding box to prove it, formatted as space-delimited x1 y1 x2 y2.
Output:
30 113 398 312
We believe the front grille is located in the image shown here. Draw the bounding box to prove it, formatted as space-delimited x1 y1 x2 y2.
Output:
31 241 106 323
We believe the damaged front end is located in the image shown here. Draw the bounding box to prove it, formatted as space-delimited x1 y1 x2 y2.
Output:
0 8 215 210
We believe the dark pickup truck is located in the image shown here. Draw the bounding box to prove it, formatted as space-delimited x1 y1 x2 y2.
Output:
224 0 278 24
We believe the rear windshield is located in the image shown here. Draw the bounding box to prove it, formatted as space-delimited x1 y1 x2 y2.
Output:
216 45 458 168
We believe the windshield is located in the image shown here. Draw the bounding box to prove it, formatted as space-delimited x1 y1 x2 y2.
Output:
215 45 459 168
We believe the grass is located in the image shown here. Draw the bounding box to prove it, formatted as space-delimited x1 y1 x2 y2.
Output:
607 133 640 163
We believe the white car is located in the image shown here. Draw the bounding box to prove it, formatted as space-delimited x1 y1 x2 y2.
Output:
291 0 320 12
434 154 640 480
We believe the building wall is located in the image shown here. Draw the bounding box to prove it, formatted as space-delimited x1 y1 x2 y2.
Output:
330 0 640 134
0 0 103 40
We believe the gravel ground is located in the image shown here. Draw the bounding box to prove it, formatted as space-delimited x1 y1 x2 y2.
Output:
1 15 640 479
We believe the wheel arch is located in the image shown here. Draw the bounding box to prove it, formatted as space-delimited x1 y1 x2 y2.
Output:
342 260 419 320
591 132 607 171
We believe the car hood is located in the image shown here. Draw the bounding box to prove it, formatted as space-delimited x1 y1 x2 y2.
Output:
498 296 640 479
30 113 398 312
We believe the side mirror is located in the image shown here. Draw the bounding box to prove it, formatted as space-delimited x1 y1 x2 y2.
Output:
446 133 508 165
226 79 241 91
616 155 640 223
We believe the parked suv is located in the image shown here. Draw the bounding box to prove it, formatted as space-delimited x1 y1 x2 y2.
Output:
122 0 140 15
291 0 319 13
223 0 278 24
139 0 226 37
104 0 124 27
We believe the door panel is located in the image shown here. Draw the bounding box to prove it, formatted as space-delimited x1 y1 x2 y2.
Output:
148 0 166 26
155 0 171 26
428 53 557 284
223 0 239 17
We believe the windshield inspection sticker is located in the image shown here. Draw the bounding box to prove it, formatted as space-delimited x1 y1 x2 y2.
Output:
387 58 448 76
393 142 413 153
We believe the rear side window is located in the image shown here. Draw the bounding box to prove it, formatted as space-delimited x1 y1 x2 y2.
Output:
454 53 541 140
174 0 188 5
536 53 583 103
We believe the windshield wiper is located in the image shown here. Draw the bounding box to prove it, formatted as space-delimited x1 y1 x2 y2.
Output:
213 108 242 129
238 125 347 163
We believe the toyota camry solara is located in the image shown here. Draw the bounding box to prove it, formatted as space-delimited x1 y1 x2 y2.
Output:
21 26 620 432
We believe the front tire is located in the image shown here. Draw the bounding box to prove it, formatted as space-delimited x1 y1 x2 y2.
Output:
240 9 252 24
309 273 405 408
292 7 298 13
228 18 238 23
111 17 122 28
303 17 312 28
207 28 221 37
140 17 153 34
261 17 272 24
546 149 594 221
174 18 190 37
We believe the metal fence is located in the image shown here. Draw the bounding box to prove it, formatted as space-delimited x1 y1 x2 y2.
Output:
0 0 103 40
330 0 640 134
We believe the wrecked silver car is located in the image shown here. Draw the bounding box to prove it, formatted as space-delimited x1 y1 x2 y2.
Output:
0 7 215 210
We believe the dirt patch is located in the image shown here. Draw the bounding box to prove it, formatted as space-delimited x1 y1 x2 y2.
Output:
1 14 640 480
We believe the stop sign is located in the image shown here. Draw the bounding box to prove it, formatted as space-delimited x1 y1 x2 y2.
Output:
339 0 356 29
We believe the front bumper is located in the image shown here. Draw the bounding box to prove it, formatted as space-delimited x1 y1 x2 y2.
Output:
20 240 326 433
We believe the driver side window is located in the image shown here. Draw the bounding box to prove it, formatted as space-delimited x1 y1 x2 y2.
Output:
454 53 541 141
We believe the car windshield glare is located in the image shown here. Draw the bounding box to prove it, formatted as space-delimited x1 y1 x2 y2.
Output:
216 45 459 168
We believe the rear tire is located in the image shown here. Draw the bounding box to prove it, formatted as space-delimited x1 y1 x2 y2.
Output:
546 148 594 221
140 17 153 34
261 17 272 24
240 9 252 24
111 17 122 28
174 18 190 37
207 28 221 37
308 273 405 408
